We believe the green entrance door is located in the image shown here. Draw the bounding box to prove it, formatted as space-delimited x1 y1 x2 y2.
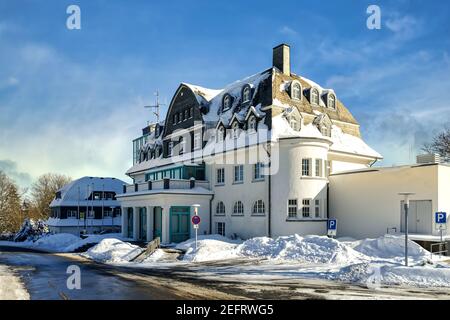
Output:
127 208 133 238
170 207 190 243
153 207 162 240
139 207 147 241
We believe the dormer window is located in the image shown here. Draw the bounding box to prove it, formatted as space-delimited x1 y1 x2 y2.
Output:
290 119 299 131
242 86 251 103
320 124 331 137
248 116 256 133
232 122 240 139
291 81 302 100
223 94 232 111
311 88 319 105
217 126 225 142
328 94 336 109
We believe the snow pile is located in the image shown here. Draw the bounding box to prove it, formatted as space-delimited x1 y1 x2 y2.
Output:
0 265 30 300
238 235 368 264
33 233 80 251
176 234 241 262
352 235 429 261
13 219 49 242
83 239 143 263
63 233 124 252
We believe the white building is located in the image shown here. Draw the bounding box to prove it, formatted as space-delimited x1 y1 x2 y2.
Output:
48 177 125 235
330 159 450 244
117 44 383 244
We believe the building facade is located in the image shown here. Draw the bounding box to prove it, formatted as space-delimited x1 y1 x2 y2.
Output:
48 177 125 235
117 43 382 244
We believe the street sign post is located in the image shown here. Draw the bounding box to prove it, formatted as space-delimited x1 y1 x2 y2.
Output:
327 219 337 237
192 204 201 251
435 212 447 243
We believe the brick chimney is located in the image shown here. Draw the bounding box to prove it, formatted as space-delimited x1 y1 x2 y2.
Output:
273 44 291 76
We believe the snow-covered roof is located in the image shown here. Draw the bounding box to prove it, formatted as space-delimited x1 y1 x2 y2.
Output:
50 177 126 207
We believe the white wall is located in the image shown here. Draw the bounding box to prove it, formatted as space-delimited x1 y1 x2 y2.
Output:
271 138 330 237
329 165 444 239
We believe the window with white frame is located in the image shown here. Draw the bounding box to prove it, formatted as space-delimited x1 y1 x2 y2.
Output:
243 86 251 103
288 199 298 218
311 88 319 105
168 141 173 156
325 160 331 177
321 124 331 137
302 199 311 218
248 115 256 132
315 159 323 177
328 94 336 109
315 199 321 218
216 201 225 215
216 168 225 185
189 107 193 118
292 82 302 100
184 109 189 121
253 162 264 180
234 165 244 183
87 210 95 219
67 210 77 218
302 158 311 176
252 200 265 215
232 122 239 139
223 94 231 111
217 126 225 142
290 118 299 131
216 222 226 236
233 201 244 215
104 209 113 217
194 132 202 150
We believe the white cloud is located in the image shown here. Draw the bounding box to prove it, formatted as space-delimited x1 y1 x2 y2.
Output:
279 26 298 36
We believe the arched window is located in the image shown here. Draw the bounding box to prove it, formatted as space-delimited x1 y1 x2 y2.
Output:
223 94 231 111
311 88 319 105
328 94 336 109
232 122 240 139
292 82 302 100
216 201 225 215
248 115 256 132
252 200 265 215
233 201 244 215
242 86 251 103
217 126 225 142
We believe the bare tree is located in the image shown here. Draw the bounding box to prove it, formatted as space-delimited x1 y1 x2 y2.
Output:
30 173 72 220
422 127 450 162
0 171 23 233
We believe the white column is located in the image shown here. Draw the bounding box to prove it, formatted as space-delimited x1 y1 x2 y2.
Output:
147 206 154 242
162 204 170 244
121 207 127 238
133 207 139 240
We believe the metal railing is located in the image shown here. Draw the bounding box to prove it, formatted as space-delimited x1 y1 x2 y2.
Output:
124 179 210 193
430 242 448 259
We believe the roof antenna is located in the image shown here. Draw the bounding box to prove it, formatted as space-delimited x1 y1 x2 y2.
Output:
144 90 166 124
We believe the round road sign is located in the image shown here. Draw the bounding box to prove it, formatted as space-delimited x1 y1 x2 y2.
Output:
192 215 201 225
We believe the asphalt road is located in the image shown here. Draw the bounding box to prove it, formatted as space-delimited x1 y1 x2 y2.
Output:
1 246 450 300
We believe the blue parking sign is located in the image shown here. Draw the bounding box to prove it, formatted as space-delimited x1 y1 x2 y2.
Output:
328 219 337 230
435 212 447 224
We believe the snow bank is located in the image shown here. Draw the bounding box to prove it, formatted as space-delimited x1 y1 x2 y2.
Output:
353 235 429 261
83 239 143 263
33 233 80 251
0 265 30 300
238 235 368 264
176 234 241 262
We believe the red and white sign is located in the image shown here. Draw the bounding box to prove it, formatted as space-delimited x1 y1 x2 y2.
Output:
192 215 201 225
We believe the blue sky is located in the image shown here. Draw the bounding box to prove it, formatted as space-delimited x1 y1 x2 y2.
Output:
1 0 450 189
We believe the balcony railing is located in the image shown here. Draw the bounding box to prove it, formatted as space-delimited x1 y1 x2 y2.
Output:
123 178 210 194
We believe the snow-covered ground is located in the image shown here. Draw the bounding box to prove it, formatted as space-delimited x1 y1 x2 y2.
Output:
0 233 127 253
83 234 450 289
0 264 30 300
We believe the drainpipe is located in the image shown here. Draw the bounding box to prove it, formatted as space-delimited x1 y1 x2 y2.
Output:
209 193 214 235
